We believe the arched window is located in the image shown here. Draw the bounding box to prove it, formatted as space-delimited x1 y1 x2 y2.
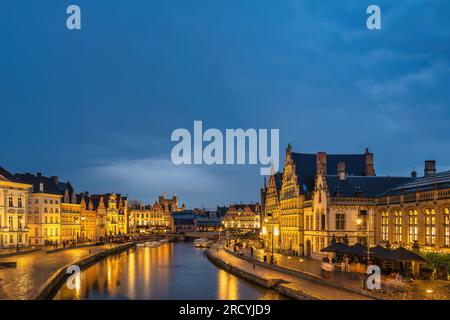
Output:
394 211 402 243
425 209 436 246
444 208 449 247
408 209 418 243
381 211 389 241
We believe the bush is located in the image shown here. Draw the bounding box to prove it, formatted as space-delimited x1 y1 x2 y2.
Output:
421 251 450 279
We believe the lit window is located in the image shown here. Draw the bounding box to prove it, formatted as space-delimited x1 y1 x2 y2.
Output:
394 210 402 243
425 209 436 246
381 211 389 241
444 208 449 247
408 210 418 243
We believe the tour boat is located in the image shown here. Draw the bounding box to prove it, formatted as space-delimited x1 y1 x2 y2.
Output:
193 238 210 248
146 241 161 247
137 241 161 248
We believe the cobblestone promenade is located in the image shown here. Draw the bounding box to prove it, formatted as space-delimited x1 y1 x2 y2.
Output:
0 245 114 300
211 246 373 300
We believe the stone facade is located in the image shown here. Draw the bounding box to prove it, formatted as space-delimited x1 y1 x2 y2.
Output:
0 168 32 248
260 145 450 260
128 193 183 233
223 204 261 231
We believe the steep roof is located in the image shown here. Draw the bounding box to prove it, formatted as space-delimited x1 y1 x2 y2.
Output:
0 167 22 183
15 173 62 195
326 176 414 198
228 204 259 214
382 171 450 196
273 172 283 193
291 152 367 192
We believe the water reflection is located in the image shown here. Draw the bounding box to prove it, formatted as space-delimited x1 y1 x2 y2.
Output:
54 242 285 300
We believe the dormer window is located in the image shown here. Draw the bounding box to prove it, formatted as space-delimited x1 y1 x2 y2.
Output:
355 186 363 197
333 187 341 197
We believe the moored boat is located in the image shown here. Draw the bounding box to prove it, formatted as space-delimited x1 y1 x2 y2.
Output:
193 238 210 248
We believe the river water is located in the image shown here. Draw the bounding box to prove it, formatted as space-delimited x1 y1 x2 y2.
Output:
53 242 285 300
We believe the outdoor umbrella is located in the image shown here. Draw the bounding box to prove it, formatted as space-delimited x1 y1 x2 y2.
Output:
342 243 367 256
320 242 349 253
364 245 393 260
390 247 427 262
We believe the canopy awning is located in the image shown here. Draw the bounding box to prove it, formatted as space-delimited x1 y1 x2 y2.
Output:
321 242 349 253
342 243 368 256
390 247 427 262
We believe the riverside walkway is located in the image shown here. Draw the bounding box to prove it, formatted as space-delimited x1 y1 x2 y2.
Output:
0 244 116 300
239 248 450 300
209 246 373 300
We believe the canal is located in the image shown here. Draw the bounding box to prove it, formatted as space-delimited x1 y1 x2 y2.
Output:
53 242 286 300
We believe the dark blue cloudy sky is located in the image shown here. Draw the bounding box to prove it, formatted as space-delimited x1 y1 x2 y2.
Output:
1 0 449 208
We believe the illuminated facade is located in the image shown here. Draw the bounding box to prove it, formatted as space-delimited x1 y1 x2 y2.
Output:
0 168 32 248
78 193 97 242
58 181 81 244
223 204 261 230
129 193 183 233
375 165 450 253
28 191 62 246
260 173 282 252
262 145 450 259
16 173 77 246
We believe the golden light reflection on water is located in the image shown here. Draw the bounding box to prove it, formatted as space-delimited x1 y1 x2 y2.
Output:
53 243 285 300
217 269 238 300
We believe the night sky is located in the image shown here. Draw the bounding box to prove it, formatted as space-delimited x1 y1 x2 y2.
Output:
1 0 449 207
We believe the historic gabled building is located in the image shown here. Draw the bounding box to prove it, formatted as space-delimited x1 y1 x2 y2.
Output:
59 181 81 244
129 201 172 233
0 168 32 248
78 193 98 242
261 172 283 252
86 193 128 238
262 145 450 259
223 204 261 231
128 193 183 233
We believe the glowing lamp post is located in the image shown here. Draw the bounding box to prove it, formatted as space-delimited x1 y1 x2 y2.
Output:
356 213 370 266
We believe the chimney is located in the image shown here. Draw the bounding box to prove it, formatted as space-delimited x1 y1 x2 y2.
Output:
411 170 418 178
51 176 59 185
424 160 436 176
316 152 327 175
365 148 375 176
337 162 346 180
37 172 42 177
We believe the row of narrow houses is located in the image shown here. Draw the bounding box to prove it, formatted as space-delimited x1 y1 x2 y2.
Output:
261 145 450 260
0 167 183 248
128 193 184 233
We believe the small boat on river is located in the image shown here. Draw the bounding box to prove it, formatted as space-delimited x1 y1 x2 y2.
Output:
137 241 161 248
194 238 211 248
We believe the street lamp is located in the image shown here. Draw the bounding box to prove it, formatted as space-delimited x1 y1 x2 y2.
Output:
356 212 370 267
264 217 275 264
16 217 24 253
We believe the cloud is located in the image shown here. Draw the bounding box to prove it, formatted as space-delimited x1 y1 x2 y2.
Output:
81 158 224 205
